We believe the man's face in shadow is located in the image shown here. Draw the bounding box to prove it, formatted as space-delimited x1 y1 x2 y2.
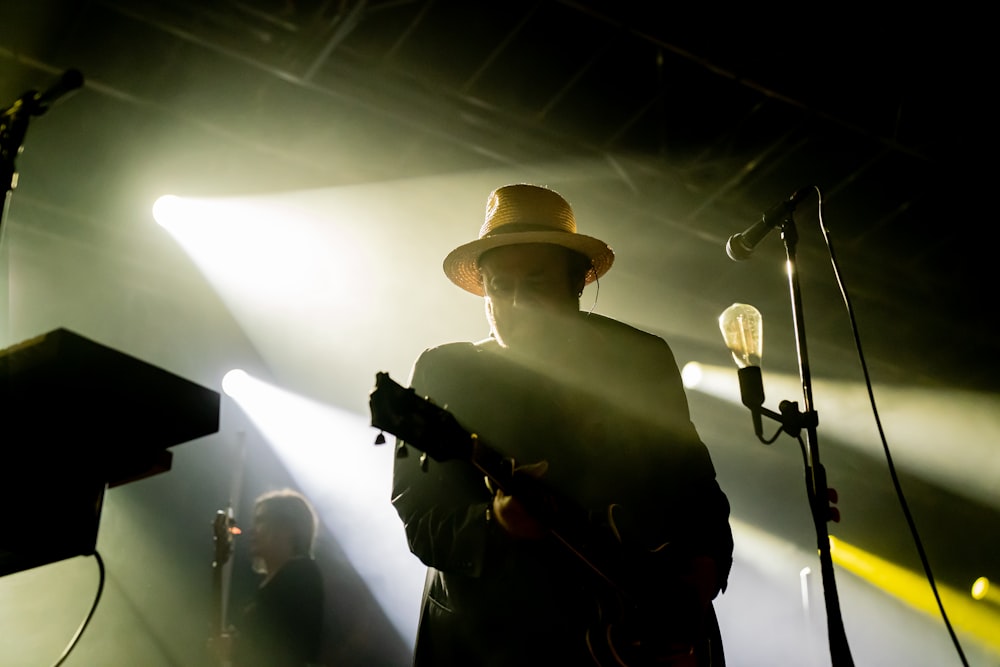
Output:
479 244 580 353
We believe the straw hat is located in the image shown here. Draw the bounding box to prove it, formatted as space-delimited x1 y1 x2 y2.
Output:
443 184 615 296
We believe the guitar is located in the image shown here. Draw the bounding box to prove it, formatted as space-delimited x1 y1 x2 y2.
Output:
369 371 721 667
211 507 237 666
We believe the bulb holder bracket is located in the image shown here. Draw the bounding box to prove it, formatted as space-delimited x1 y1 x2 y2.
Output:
736 366 765 409
735 366 819 440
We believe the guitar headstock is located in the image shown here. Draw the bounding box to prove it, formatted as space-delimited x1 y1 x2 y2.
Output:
212 508 236 569
369 372 475 463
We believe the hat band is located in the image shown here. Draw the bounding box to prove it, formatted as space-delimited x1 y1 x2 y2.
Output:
481 221 574 238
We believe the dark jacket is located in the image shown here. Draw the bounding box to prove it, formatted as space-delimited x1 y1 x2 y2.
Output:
391 312 733 666
232 556 324 667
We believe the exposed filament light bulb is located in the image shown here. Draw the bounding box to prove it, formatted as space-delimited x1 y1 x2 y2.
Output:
719 303 766 437
719 303 763 369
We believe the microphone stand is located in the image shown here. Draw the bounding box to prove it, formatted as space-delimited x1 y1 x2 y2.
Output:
0 96 31 343
775 213 855 667
1 69 85 232
1 69 85 340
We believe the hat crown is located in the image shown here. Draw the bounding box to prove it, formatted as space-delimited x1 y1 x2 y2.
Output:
442 183 614 296
480 184 577 238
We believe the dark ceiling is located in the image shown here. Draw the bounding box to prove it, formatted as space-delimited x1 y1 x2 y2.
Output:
3 0 992 394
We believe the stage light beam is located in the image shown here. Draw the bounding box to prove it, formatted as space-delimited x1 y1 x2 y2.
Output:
829 535 1000 653
222 368 251 397
221 369 425 647
681 361 703 389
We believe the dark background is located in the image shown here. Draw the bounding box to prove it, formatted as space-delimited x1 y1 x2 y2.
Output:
2 2 997 666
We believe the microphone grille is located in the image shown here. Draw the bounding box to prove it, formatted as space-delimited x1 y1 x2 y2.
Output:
726 234 752 261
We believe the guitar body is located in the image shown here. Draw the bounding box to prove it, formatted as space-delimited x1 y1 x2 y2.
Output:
579 505 724 667
586 599 724 667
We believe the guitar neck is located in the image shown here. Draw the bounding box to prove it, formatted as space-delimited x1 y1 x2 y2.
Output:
211 509 234 640
468 437 570 524
212 564 224 638
468 437 634 599
370 372 640 602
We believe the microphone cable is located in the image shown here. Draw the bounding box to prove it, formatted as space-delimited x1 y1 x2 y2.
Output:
817 187 970 667
51 550 106 667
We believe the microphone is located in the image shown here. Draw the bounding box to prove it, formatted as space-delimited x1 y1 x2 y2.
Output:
31 69 85 115
726 187 812 261
3 69 85 120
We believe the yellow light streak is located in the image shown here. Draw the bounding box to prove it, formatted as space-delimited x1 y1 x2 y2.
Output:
829 536 1000 653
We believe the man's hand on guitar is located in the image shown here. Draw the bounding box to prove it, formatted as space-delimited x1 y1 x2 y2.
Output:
491 460 549 540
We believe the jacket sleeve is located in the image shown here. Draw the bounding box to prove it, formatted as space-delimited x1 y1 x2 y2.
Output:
641 333 734 594
389 345 496 577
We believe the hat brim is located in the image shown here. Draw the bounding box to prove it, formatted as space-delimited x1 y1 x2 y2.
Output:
443 231 615 296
